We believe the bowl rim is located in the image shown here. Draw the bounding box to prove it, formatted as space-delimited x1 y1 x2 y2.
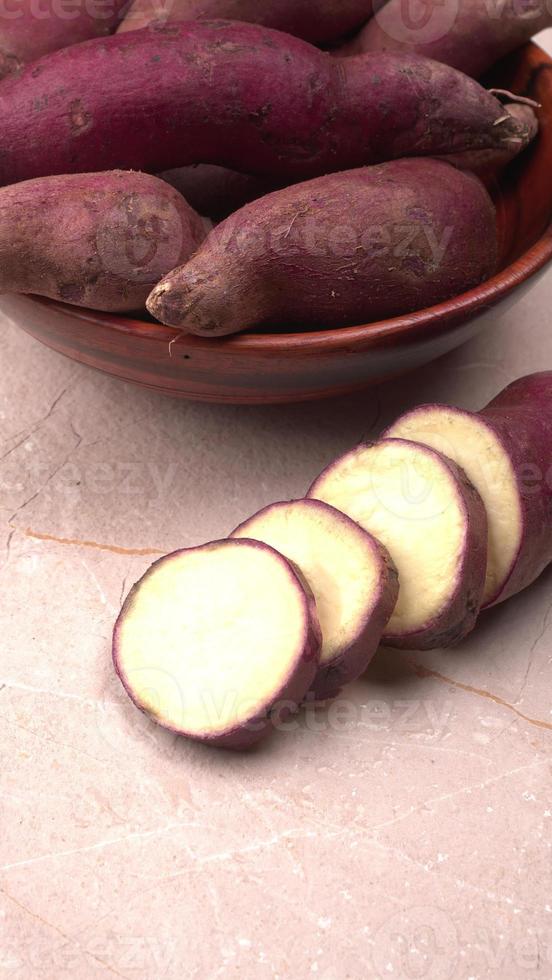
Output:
41 217 552 356
27 41 552 358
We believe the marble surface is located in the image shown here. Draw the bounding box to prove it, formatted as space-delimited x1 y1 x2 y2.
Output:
2 32 552 980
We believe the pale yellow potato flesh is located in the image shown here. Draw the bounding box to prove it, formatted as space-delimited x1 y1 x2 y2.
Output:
232 501 381 666
310 442 466 635
115 541 307 737
386 410 522 603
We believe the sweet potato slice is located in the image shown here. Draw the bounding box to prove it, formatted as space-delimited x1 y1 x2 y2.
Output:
308 440 487 649
384 373 552 607
231 500 398 699
113 539 321 748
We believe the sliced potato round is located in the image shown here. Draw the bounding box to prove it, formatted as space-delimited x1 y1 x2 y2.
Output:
113 539 321 748
231 499 398 699
308 439 488 649
384 406 520 606
384 376 552 606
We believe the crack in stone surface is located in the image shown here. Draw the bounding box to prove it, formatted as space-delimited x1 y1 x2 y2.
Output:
406 659 552 733
0 885 132 980
15 526 164 557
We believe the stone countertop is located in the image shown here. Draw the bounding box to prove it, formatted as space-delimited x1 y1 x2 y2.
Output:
2 36 552 980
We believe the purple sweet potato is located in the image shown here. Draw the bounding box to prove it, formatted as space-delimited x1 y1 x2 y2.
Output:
341 0 552 78
146 159 498 336
118 0 372 44
0 170 208 312
0 0 128 79
384 373 552 607
159 165 282 222
308 439 488 650
231 499 399 699
0 22 534 187
113 539 322 749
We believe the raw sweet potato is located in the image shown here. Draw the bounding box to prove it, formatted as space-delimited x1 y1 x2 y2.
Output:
341 0 552 79
118 0 372 44
113 539 322 748
0 22 534 187
0 171 208 312
308 439 488 650
0 0 128 79
231 499 399 699
159 165 281 222
147 159 498 336
384 373 552 607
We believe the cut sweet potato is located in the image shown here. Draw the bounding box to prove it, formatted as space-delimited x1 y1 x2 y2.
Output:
384 373 552 607
231 500 398 699
308 439 488 649
113 539 321 748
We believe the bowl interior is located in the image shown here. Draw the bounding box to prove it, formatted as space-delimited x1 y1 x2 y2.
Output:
486 43 552 268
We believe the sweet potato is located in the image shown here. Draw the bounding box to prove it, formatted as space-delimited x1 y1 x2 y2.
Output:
0 171 208 312
340 0 552 78
159 165 281 222
384 373 552 607
0 0 128 79
118 0 372 44
113 539 322 748
0 22 534 187
231 499 399 699
308 439 488 650
147 159 498 336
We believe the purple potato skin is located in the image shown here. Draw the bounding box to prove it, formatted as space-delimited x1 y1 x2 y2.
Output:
147 159 498 336
0 0 128 79
340 0 552 79
112 539 322 750
0 171 208 312
159 165 283 222
307 440 489 651
480 373 552 605
118 0 373 44
231 499 399 701
0 22 532 188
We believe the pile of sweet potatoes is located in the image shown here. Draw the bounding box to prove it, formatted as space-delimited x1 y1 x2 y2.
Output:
0 11 545 319
113 373 552 748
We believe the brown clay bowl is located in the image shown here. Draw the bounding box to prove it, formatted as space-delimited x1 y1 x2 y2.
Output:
2 41 552 404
